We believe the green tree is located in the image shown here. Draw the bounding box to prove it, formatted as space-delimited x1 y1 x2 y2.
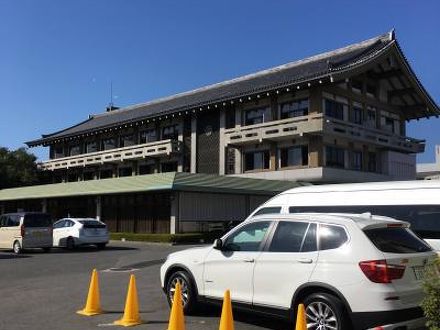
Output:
422 258 440 329
0 147 42 189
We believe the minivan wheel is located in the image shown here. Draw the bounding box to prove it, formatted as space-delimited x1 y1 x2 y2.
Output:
303 293 349 330
13 241 22 254
166 271 198 314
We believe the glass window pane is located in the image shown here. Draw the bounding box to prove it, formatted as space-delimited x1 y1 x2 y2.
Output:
254 207 282 216
269 221 309 252
302 223 317 252
319 224 348 250
223 221 271 252
364 227 431 253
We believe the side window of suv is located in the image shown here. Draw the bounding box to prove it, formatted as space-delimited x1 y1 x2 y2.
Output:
269 221 309 252
223 221 271 252
319 224 348 250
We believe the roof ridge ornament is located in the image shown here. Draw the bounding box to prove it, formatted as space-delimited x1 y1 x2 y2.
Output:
389 28 396 41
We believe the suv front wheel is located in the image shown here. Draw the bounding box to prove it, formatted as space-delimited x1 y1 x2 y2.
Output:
303 293 349 330
166 270 198 314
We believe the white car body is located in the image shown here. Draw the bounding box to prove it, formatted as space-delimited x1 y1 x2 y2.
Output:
161 213 437 330
53 218 109 248
249 180 440 250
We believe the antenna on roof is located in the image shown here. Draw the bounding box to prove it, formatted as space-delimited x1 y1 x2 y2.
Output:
106 80 119 112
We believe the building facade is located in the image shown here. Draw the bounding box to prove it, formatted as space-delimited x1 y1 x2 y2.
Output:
417 145 440 180
1 31 438 234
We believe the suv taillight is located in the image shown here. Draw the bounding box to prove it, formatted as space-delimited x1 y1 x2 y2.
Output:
359 260 406 283
21 225 25 237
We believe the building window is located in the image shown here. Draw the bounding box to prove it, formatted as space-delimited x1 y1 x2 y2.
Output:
350 151 363 171
139 164 155 175
366 106 377 128
120 134 135 147
118 167 132 177
140 129 157 144
324 99 345 120
161 162 178 173
280 145 308 167
382 116 396 134
351 105 363 125
53 146 64 159
102 138 117 151
162 125 179 140
351 80 363 94
226 148 236 174
280 99 309 119
244 150 270 171
326 146 345 168
244 107 270 126
368 152 377 172
86 141 98 153
69 145 81 156
366 84 377 98
83 172 95 181
100 169 113 179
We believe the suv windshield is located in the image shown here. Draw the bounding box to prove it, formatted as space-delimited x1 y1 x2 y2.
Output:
364 227 432 253
24 214 52 227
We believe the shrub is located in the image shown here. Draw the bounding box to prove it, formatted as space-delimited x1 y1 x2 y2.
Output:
421 258 440 329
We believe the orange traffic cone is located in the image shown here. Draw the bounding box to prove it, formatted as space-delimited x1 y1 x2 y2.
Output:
114 274 143 327
77 269 103 316
219 290 234 330
167 282 185 330
295 304 307 330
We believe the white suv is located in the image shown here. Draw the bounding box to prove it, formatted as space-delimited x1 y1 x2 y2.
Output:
160 213 437 329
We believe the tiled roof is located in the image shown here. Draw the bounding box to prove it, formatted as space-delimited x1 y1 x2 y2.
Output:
0 172 308 201
26 31 439 146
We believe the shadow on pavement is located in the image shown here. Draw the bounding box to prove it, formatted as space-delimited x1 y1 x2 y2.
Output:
0 253 32 259
50 246 138 254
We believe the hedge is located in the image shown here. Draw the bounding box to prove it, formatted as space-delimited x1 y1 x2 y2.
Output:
421 258 440 329
110 232 222 244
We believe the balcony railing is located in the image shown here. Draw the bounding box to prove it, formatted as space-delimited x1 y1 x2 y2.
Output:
224 114 424 153
40 139 182 171
323 118 425 153
224 114 323 146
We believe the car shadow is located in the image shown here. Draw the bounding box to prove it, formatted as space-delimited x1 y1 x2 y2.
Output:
50 246 138 254
195 305 292 329
0 253 32 259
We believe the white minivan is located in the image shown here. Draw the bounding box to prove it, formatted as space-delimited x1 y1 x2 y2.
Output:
0 212 53 254
250 180 440 250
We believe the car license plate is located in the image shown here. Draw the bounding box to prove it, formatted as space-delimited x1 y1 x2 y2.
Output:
412 266 426 280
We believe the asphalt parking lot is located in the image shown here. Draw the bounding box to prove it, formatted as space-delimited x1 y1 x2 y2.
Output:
0 241 291 330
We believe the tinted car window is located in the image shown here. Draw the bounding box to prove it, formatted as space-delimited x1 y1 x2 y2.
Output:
269 221 308 252
302 223 317 252
24 214 52 227
364 227 432 253
78 220 106 228
223 221 271 252
319 224 348 250
254 207 282 216
7 215 20 227
53 220 65 229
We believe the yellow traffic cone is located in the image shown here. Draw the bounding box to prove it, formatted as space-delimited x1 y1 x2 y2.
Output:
295 303 307 330
167 282 185 330
77 269 103 316
114 274 143 327
219 290 234 330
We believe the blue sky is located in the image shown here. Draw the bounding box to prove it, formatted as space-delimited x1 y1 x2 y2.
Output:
0 0 439 162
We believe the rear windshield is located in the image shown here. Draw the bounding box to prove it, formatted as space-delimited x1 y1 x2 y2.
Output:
364 227 432 253
24 214 52 227
79 220 106 228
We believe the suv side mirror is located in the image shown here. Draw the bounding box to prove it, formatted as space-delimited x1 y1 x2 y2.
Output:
213 238 223 250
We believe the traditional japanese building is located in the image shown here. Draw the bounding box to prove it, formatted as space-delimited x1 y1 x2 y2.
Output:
1 30 438 233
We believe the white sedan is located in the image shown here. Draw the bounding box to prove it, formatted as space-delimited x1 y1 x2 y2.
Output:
53 218 109 249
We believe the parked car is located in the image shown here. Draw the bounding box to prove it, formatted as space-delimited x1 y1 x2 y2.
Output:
249 180 440 250
53 218 109 249
161 213 437 330
0 212 53 254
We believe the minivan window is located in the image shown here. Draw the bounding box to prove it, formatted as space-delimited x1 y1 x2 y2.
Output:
24 214 52 227
319 224 348 250
223 221 270 252
364 227 432 253
269 221 309 253
7 215 20 227
254 207 282 216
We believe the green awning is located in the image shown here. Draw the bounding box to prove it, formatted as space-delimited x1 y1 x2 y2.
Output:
0 172 308 201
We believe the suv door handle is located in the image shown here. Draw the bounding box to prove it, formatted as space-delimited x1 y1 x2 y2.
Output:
297 258 313 264
243 258 255 263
